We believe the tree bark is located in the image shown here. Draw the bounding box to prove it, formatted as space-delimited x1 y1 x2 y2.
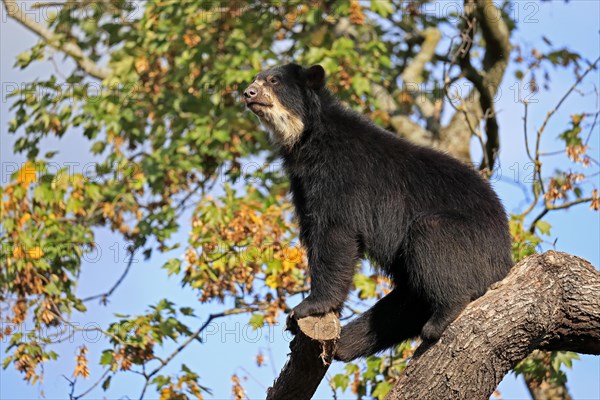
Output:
267 251 600 400
386 251 599 400
266 314 340 400
439 0 510 166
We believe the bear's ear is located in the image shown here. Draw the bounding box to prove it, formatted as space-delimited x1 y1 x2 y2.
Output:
306 65 325 90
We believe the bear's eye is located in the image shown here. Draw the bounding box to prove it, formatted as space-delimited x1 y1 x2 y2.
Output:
268 76 279 85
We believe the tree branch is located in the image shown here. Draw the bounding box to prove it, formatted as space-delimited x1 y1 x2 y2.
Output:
400 27 442 122
268 252 599 399
386 251 599 399
441 0 510 165
266 314 340 400
82 249 136 304
371 27 442 144
2 0 111 80
137 306 266 399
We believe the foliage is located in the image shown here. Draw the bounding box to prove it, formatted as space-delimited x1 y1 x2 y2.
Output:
514 351 580 386
1 0 598 398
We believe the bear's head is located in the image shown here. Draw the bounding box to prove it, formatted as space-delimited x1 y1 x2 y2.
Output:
244 64 325 148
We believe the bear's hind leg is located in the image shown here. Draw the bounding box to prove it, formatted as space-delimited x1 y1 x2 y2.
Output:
335 287 430 362
420 303 466 342
404 212 485 343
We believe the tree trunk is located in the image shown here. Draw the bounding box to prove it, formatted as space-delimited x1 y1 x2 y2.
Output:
267 251 600 400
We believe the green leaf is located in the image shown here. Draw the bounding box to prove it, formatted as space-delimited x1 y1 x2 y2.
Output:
163 258 182 276
101 375 112 391
552 351 580 371
352 76 371 96
99 350 114 366
45 281 61 296
249 314 264 329
331 373 349 392
345 363 359 374
90 141 107 154
364 356 382 380
372 381 393 400
535 220 551 236
353 273 377 299
179 307 195 317
370 0 393 17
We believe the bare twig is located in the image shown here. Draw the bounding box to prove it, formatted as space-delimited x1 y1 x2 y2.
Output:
82 249 136 304
137 306 265 399
522 56 600 218
537 56 600 141
48 303 124 344
73 369 110 400
584 107 599 146
522 101 535 162
440 0 510 165
529 197 595 233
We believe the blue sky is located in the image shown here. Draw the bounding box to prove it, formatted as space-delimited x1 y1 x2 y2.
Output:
1 1 599 399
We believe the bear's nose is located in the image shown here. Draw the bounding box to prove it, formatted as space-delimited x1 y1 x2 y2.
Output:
243 85 258 100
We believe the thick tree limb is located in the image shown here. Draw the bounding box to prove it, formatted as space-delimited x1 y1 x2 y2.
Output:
384 0 510 167
389 115 434 147
386 251 599 399
266 314 340 400
268 251 599 400
2 0 111 80
440 0 510 165
372 28 442 144
400 27 442 121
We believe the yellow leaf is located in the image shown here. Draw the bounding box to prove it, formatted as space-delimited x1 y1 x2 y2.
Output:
19 213 31 225
265 275 278 289
282 247 302 264
27 247 44 260
282 260 298 272
17 162 37 187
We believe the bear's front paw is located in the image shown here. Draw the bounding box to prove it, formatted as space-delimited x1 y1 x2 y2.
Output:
292 296 334 320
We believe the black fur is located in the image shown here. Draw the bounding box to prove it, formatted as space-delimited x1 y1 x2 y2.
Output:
244 64 513 362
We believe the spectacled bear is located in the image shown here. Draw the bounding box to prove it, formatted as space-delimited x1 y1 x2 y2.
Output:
243 64 513 362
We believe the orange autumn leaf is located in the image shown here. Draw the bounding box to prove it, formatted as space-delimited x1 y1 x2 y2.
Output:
591 189 599 211
255 351 265 367
349 0 365 25
74 346 90 378
282 246 303 264
19 213 31 226
134 57 150 74
12 246 25 259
